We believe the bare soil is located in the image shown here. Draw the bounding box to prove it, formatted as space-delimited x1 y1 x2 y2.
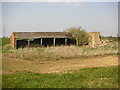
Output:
2 54 118 74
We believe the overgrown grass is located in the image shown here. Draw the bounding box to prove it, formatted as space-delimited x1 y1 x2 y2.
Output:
2 67 118 88
1 37 118 60
9 44 118 60
2 44 13 53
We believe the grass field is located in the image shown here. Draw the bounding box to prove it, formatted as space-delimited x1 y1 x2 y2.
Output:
2 67 119 88
2 37 119 88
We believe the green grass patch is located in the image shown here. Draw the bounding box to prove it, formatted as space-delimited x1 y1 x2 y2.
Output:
0 38 10 46
0 38 13 53
2 38 10 46
2 67 118 88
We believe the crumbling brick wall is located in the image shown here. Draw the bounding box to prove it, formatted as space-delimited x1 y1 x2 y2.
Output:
88 32 101 46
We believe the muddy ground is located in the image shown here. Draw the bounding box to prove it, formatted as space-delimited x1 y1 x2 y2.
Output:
2 54 118 74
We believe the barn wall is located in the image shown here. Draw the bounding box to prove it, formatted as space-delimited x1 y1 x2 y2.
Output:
10 32 15 48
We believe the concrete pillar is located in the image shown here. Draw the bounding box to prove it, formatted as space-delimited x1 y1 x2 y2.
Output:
53 38 56 46
65 38 67 45
28 40 30 46
41 38 43 46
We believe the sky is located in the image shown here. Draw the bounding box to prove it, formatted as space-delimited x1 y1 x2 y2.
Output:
1 0 120 2
0 1 118 37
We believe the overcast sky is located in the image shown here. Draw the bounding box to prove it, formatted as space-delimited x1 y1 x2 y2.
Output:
0 1 118 37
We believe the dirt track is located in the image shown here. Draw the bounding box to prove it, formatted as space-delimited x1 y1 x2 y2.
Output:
2 55 118 74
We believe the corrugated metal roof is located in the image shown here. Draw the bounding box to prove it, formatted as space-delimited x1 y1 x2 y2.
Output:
13 32 72 39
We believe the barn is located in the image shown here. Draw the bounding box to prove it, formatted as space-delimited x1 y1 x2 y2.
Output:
10 32 75 49
10 32 101 49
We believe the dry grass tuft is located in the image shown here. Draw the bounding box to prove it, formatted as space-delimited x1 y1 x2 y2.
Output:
8 44 118 60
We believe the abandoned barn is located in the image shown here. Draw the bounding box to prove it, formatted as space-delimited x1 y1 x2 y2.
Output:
10 32 75 49
10 32 101 49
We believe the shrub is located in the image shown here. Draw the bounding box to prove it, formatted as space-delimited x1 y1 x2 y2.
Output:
65 27 89 46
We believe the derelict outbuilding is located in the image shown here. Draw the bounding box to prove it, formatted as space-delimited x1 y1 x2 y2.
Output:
10 32 75 49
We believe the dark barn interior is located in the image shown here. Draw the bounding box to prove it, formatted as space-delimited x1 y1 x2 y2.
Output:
16 38 76 49
11 32 76 49
42 38 53 46
17 39 28 48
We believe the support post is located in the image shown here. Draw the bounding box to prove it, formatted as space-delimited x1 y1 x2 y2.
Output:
76 38 78 46
41 38 43 46
65 38 67 45
53 38 56 46
28 40 30 46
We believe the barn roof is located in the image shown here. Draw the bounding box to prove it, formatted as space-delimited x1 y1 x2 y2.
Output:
13 32 72 39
